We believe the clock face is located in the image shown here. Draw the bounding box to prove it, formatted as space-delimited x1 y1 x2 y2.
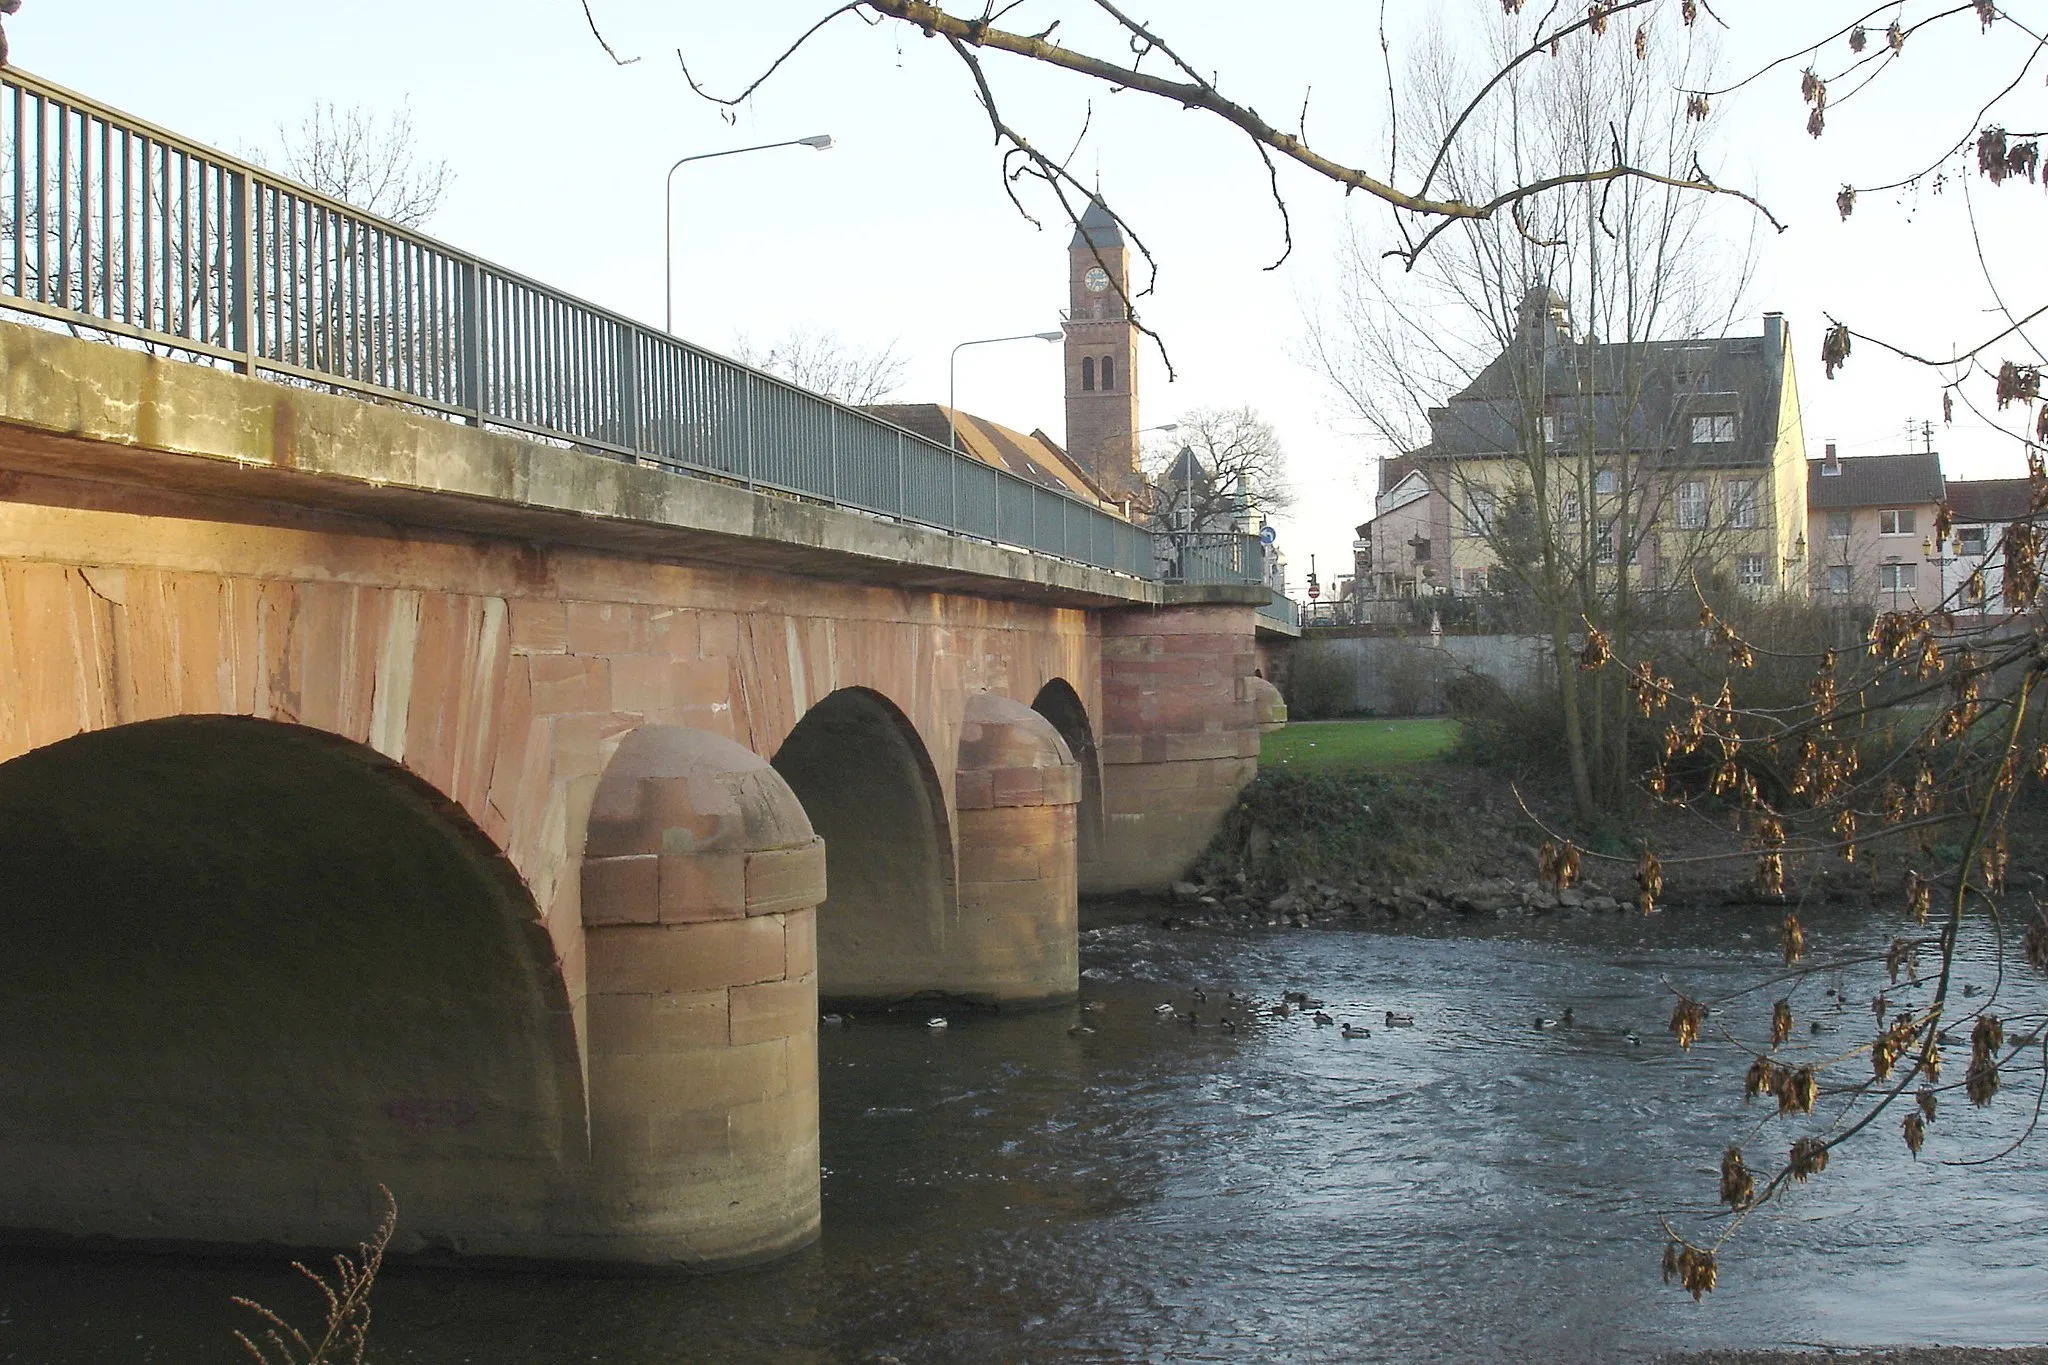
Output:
1084 266 1111 293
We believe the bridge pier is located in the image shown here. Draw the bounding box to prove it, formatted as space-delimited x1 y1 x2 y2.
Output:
948 692 1081 1006
578 727 825 1266
1090 601 1262 893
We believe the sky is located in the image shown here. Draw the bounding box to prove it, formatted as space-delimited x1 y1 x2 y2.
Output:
8 1 2044 594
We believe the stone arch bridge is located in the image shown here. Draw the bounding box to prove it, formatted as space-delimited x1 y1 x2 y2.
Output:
0 321 1289 1268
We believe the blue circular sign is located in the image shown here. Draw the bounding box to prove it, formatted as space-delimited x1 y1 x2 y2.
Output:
1258 525 1277 546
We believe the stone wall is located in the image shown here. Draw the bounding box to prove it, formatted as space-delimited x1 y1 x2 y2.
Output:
1289 629 1554 716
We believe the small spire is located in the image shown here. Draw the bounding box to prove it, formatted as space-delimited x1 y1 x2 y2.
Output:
1070 195 1125 249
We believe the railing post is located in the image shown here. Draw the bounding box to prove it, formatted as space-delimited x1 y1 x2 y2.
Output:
745 380 756 489
228 167 253 374
620 324 642 455
896 430 905 516
459 259 483 425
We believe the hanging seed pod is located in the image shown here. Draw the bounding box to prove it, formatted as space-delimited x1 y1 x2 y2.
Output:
1968 1015 2004 1106
1636 850 1663 914
1719 1146 1755 1209
1678 1245 1718 1301
1537 840 1560 890
1789 1137 1830 1180
1661 1241 1681 1283
1872 992 1888 1023
1926 1040 1943 1084
2024 912 2048 974
1759 853 1786 900
1836 808 1858 864
1886 938 1911 984
1745 1056 1778 1102
1887 19 1905 51
1686 91 1710 121
1633 24 1648 59
1670 997 1706 1051
1903 1110 1926 1157
1558 841 1582 891
1822 323 1852 378
1978 0 1998 31
1918 1086 1939 1123
1588 3 1610 37
1780 910 1805 963
1771 998 1794 1048
1578 625 1612 671
1849 24 1868 52
1778 1066 1818 1117
1905 868 1931 923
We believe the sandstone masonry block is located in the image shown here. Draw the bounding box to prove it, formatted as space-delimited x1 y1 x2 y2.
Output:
581 854 660 925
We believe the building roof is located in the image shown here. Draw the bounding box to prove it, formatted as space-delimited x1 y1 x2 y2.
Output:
1423 303 1790 468
1069 196 1125 250
1806 451 1944 510
1945 476 2035 524
1162 445 1208 489
859 403 1115 506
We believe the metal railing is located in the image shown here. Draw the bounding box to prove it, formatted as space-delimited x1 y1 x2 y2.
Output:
0 68 1170 580
1156 530 1267 585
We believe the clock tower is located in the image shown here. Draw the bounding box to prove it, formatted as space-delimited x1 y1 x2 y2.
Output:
1063 198 1142 501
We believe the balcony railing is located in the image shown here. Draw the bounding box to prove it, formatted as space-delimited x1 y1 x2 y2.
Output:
0 68 1175 579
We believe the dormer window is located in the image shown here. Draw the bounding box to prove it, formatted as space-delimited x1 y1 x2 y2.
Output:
1081 356 1095 392
1692 414 1737 444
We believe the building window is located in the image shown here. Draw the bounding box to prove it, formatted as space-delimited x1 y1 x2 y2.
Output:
1826 510 1852 540
1737 553 1768 588
1540 415 1557 444
1597 523 1617 564
1726 479 1759 529
1676 481 1707 530
1692 414 1737 444
1880 562 1916 594
1879 508 1917 536
1958 525 1988 556
1100 356 1116 390
1412 537 1432 563
1464 568 1489 594
1561 490 1581 524
1465 488 1496 536
1081 356 1095 392
1827 565 1851 595
1594 467 1617 495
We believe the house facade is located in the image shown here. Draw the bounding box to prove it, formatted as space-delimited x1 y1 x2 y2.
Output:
1805 446 1947 611
1943 476 2038 615
1356 292 1808 611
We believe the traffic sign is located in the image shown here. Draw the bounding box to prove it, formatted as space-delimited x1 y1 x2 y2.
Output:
1258 525 1277 546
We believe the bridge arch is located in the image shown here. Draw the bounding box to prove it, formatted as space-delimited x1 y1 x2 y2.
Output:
0 714 584 1258
770 687 954 1007
1031 677 1104 875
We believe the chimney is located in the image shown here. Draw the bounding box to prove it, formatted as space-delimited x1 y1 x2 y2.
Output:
1763 311 1784 354
1823 441 1840 475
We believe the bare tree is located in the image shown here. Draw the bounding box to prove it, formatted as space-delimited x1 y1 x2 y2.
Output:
1306 8 1757 820
732 326 907 405
1142 405 1292 533
271 102 452 230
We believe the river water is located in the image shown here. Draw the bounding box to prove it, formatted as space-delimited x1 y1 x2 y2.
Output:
4 906 2045 1363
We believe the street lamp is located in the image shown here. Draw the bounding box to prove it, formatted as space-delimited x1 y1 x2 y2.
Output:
947 331 1064 451
664 134 834 335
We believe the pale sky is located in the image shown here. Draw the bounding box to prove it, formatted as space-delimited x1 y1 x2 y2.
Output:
9 2 2041 593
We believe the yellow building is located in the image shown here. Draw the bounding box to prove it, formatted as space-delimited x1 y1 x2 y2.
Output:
1388 291 1808 603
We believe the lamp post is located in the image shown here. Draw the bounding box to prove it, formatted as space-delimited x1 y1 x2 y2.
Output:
947 331 1064 451
665 135 834 335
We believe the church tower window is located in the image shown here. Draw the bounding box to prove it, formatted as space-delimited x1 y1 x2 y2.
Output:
1101 356 1116 390
1081 357 1095 392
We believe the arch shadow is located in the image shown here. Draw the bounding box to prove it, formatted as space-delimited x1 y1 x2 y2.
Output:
0 715 584 1257
771 687 954 1008
1031 678 1104 874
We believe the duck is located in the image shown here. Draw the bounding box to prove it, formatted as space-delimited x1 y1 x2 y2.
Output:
1533 1016 1560 1030
1623 1030 1642 1046
1384 1011 1416 1027
1283 990 1310 1006
1153 1002 1177 1016
1192 988 1208 1003
1081 1000 1106 1013
1313 1010 1336 1026
1221 1016 1238 1034
820 1013 848 1027
1067 1023 1096 1037
1342 1023 1371 1039
1270 1002 1294 1018
926 1016 949 1030
1561 1008 1575 1026
1964 983 1981 998
1810 1020 1841 1035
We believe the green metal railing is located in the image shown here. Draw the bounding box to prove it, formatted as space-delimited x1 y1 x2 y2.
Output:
0 67 1200 581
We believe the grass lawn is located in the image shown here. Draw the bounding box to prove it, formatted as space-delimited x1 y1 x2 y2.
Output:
1261 717 1461 773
